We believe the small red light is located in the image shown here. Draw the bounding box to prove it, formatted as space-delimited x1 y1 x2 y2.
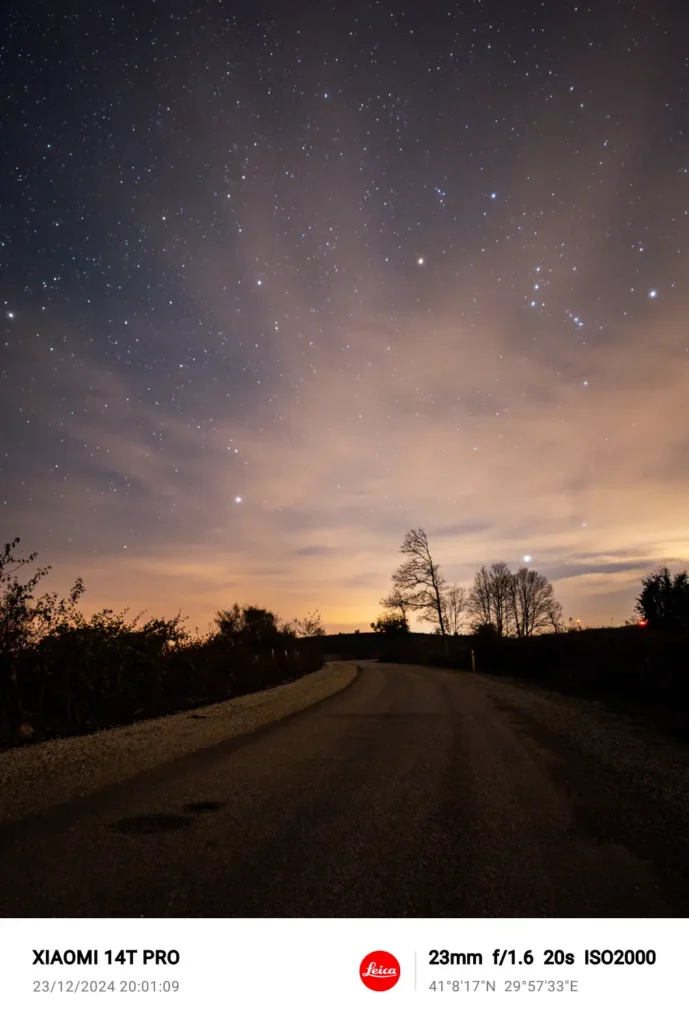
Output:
638 619 648 627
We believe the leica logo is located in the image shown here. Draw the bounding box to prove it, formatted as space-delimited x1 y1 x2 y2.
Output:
362 963 398 977
359 951 401 991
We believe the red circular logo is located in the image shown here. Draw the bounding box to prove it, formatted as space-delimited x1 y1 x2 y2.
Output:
359 951 401 991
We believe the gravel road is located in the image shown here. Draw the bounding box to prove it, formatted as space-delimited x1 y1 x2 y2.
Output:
1 661 688 917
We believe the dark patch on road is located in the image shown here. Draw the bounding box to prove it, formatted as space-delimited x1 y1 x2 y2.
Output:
111 813 194 835
184 801 224 813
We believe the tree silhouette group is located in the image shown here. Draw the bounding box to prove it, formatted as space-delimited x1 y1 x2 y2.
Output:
381 528 563 637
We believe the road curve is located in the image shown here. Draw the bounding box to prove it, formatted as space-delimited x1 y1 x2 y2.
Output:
1 661 688 917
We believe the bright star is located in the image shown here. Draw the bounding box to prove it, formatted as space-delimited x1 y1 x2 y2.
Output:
7 311 15 319
257 279 263 286
523 555 532 563
416 256 424 265
234 496 243 503
649 289 657 298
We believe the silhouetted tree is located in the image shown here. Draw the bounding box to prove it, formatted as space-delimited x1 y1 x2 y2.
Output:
509 567 560 637
547 601 565 633
380 587 413 627
442 583 466 635
391 528 447 635
473 622 499 639
293 609 326 637
0 538 83 731
468 562 513 636
469 563 560 637
214 603 244 640
240 606 280 648
214 604 282 648
467 566 493 631
636 567 689 632
371 613 410 635
0 538 51 661
489 562 514 637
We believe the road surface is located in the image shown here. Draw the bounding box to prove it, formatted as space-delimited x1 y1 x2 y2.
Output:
1 661 688 917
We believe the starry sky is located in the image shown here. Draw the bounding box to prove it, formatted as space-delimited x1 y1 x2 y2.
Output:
3 0 689 633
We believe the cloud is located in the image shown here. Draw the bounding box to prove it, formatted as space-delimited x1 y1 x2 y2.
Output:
6 30 689 635
434 521 493 538
547 559 659 582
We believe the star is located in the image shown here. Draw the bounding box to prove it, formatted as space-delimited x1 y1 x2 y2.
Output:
2 0 684 649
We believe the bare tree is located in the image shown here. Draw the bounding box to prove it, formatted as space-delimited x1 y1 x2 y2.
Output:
442 584 466 635
380 587 413 628
391 528 447 635
467 562 514 636
488 562 514 636
509 567 560 637
467 565 492 631
293 609 326 637
548 601 565 633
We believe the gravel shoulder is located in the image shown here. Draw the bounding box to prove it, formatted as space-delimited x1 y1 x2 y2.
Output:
474 670 689 906
0 661 358 825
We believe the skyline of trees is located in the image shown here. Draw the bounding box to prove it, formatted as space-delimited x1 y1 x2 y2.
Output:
0 538 323 744
5 534 688 644
4 532 686 746
384 531 564 637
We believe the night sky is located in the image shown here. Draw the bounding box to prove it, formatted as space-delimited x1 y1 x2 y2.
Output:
3 1 689 633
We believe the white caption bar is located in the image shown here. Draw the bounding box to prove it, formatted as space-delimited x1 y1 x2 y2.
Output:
2 917 683 1024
